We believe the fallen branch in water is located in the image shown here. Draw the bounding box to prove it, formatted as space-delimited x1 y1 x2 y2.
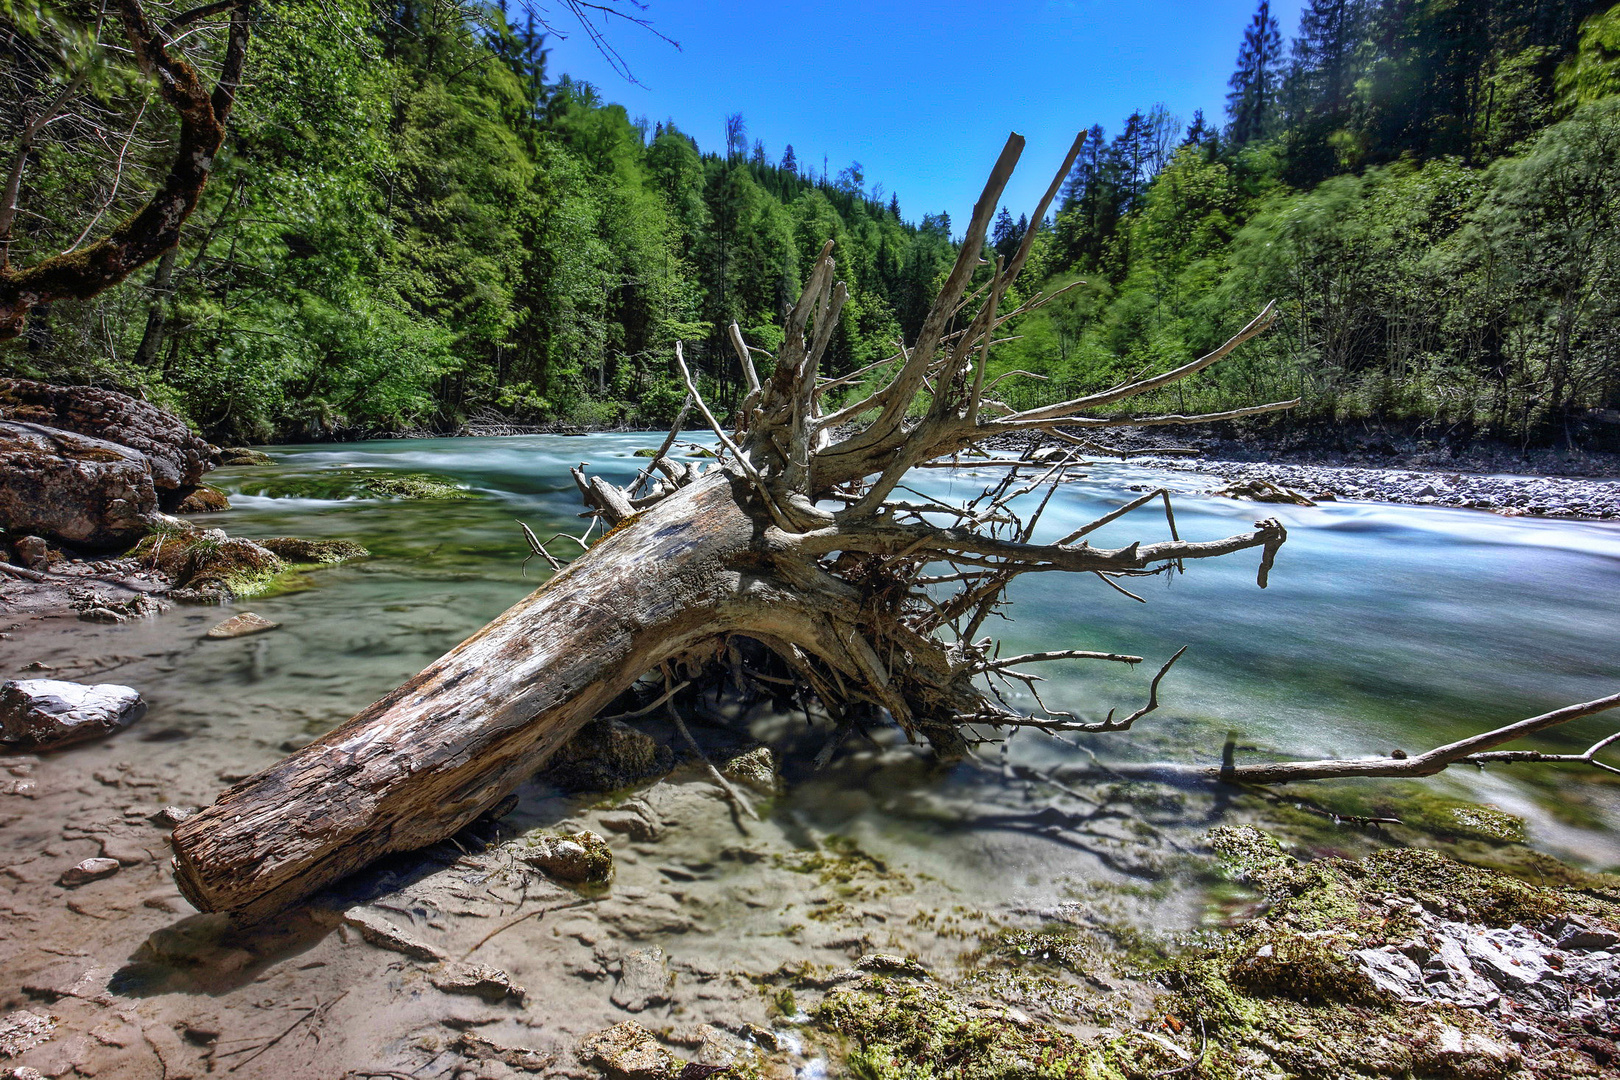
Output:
1048 692 1620 785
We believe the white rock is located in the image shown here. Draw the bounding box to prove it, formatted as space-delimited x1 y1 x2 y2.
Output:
0 680 145 749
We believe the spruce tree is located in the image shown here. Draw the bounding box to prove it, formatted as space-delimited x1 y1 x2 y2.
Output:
1227 0 1285 145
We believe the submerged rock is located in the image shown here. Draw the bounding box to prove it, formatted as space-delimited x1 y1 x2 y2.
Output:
341 907 446 962
720 745 780 793
205 612 280 639
577 1021 681 1080
520 830 613 883
542 717 673 792
58 857 120 887
431 962 526 1004
254 537 368 564
217 447 274 466
611 946 674 1012
0 421 157 548
0 1010 55 1058
0 679 146 749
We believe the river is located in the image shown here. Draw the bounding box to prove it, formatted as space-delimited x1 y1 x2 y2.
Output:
2 432 1617 1076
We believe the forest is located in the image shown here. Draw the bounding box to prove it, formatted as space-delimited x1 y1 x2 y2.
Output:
2 0 1619 446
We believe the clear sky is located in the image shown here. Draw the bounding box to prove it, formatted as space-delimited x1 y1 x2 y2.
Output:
545 0 1307 226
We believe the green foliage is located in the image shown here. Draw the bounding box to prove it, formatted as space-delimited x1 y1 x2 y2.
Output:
1 0 948 440
1029 0 1620 443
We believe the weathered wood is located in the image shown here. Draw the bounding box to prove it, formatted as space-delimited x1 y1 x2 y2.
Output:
169 136 1300 920
172 474 778 918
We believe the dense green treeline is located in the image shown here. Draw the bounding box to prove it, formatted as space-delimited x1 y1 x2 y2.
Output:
993 0 1620 444
5 0 1618 444
1 0 963 441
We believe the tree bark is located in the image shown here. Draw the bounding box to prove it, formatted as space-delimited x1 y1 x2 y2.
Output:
171 133 1300 920
172 471 900 919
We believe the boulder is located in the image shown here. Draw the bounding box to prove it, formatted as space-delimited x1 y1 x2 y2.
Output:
0 378 211 494
0 679 146 749
176 485 229 513
0 421 157 548
519 830 613 883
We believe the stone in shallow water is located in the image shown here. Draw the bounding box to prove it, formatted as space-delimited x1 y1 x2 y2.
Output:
341 907 446 962
58 858 120 888
0 1010 55 1058
611 945 673 1012
520 830 613 883
0 679 145 750
577 1021 680 1079
430 962 525 1003
204 612 280 639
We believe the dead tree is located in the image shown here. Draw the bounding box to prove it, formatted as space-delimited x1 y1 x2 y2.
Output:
171 132 1303 920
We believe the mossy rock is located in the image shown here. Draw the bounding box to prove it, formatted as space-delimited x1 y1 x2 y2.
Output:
218 447 275 466
255 537 368 565
176 484 230 513
234 471 473 502
133 527 366 601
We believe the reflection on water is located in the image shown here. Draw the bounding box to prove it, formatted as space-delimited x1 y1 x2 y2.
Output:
194 434 1620 870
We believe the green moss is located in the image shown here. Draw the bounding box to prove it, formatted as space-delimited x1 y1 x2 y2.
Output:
815 979 1184 1080
231 470 473 501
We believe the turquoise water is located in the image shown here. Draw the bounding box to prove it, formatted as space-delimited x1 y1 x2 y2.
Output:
201 433 1620 867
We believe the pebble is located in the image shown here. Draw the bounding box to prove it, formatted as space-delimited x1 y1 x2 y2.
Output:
58 858 120 888
341 907 446 962
204 612 279 639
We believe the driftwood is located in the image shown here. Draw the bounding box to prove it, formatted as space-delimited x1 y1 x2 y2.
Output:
171 131 1309 919
1049 692 1620 785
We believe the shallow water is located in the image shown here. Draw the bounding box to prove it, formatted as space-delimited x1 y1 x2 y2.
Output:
187 433 1620 867
4 433 1619 1075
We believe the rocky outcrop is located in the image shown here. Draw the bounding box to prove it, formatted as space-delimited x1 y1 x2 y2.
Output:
0 378 212 495
0 422 157 548
0 679 146 750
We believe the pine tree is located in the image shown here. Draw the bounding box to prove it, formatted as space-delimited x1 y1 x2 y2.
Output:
888 192 901 220
991 207 1020 263
1227 0 1285 145
1292 0 1363 121
781 143 797 174
725 112 747 159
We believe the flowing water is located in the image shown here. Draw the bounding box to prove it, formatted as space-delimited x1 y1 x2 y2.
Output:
200 432 1620 862
3 433 1619 1076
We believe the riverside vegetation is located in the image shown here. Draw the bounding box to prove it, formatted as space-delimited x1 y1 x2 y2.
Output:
3 1 1619 448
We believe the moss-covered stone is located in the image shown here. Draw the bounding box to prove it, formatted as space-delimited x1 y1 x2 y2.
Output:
133 526 365 601
255 536 368 564
814 976 1187 1080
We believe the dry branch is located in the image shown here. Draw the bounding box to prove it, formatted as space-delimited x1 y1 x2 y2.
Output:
170 132 1307 919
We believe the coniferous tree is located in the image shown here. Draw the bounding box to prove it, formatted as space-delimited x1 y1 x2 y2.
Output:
1227 0 1285 145
780 143 797 174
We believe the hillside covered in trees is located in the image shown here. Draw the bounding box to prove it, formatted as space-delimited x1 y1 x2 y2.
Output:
3 0 1619 446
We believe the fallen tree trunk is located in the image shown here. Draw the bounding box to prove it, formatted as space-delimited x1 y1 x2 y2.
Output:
173 132 1301 919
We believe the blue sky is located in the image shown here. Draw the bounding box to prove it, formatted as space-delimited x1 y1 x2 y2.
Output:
545 0 1307 225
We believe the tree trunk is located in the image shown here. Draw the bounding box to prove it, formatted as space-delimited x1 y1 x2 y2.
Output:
170 134 1301 920
171 471 880 920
